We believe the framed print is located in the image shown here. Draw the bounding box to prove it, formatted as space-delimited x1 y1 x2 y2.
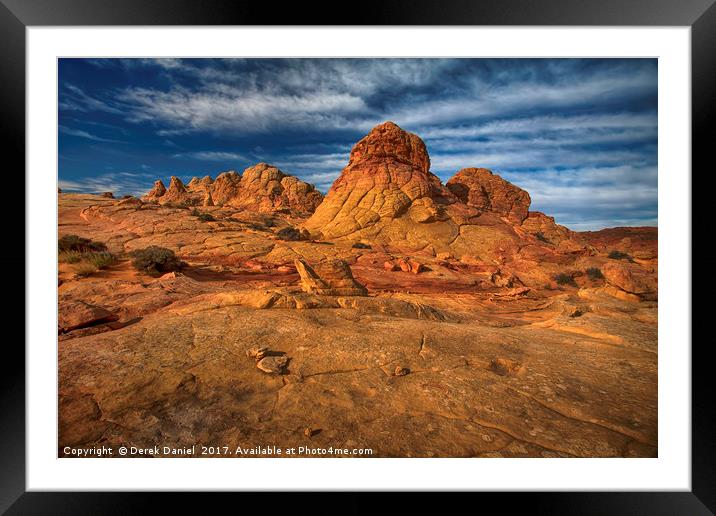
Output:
3 0 713 512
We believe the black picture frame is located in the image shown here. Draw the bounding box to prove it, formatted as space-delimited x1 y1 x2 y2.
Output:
2 0 711 512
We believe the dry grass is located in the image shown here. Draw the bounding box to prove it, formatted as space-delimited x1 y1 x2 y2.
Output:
85 252 117 270
73 262 99 277
59 250 83 264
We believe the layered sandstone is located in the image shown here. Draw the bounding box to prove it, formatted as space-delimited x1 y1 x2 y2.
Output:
143 166 322 216
294 258 368 296
446 168 531 224
161 176 192 205
209 171 242 206
229 163 323 215
302 122 465 242
143 180 166 201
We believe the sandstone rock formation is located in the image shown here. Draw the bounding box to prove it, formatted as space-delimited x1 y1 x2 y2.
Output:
602 262 657 300
303 121 459 240
143 166 322 216
521 211 573 244
143 180 166 201
446 168 531 224
229 163 323 215
210 171 242 206
203 191 214 207
187 175 214 192
301 122 542 269
161 176 191 205
295 258 368 296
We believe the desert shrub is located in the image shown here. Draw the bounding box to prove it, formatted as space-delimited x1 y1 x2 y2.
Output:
586 267 604 280
608 250 632 261
276 226 303 241
352 242 372 249
190 208 201 216
197 212 215 222
58 250 83 264
130 246 182 275
86 252 117 270
535 232 550 243
554 272 577 287
73 262 98 277
58 234 106 253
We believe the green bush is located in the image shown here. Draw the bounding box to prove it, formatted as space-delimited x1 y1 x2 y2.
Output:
276 226 303 241
586 267 604 280
58 234 106 253
608 250 632 261
130 246 182 275
554 272 577 287
86 252 117 270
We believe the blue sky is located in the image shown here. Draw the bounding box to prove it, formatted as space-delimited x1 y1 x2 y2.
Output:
58 58 657 231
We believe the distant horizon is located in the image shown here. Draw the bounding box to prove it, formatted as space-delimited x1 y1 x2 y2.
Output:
58 58 657 231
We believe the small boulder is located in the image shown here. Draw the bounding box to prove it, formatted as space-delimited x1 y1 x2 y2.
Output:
394 366 410 377
397 259 411 272
117 196 143 207
256 355 289 374
294 258 367 296
246 346 269 360
384 261 399 271
276 226 309 241
407 259 425 274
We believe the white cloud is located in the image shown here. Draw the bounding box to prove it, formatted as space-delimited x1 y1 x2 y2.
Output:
172 151 246 161
59 125 124 143
59 172 155 196
119 86 368 134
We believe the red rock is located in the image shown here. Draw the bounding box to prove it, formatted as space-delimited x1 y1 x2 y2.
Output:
521 211 573 243
446 168 530 224
161 176 191 205
143 180 166 201
397 259 412 272
117 196 143 207
229 163 323 216
210 171 242 205
303 121 459 239
602 262 656 299
58 301 118 333
384 261 399 271
294 258 367 296
408 259 425 274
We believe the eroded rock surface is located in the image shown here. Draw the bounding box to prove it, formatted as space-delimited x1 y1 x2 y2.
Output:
447 168 531 223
